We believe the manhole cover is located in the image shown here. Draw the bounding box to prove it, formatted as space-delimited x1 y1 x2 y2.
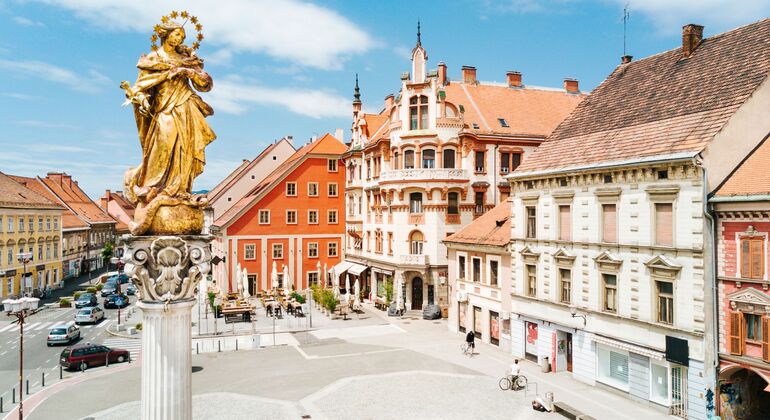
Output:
402 321 411 324
432 321 442 324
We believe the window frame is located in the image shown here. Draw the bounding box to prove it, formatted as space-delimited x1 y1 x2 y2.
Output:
409 95 429 130
601 203 618 244
526 264 537 297
307 182 319 197
474 150 485 173
272 244 284 259
421 148 436 169
740 236 765 279
654 202 674 247
558 205 571 241
327 182 338 197
409 192 423 214
258 209 270 225
286 210 297 225
327 159 338 172
472 257 482 283
458 254 467 280
525 206 537 239
602 273 618 313
286 182 297 197
328 241 338 257
443 148 456 169
244 244 256 260
328 209 338 224
489 259 499 287
307 242 319 258
559 268 572 304
656 280 674 325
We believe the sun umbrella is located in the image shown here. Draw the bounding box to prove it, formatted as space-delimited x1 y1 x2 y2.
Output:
396 276 404 311
345 275 350 296
316 261 322 289
236 263 242 294
283 264 291 296
242 267 250 298
354 278 360 302
323 263 328 289
271 261 278 289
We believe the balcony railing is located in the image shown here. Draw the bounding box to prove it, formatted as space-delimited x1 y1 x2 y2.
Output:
379 168 469 182
400 254 429 266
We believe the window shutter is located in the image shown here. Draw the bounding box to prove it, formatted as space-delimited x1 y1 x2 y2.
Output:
729 312 743 355
602 204 617 243
763 316 770 362
741 239 751 277
655 203 673 246
751 239 764 279
559 206 571 241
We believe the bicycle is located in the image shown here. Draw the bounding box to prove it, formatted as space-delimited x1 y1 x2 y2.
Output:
460 342 473 356
499 374 527 391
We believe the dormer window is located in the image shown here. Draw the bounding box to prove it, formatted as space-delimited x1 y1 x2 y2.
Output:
409 96 429 130
472 123 480 130
498 118 509 128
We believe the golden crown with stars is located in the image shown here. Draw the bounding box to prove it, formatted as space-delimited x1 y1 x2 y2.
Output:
150 10 204 51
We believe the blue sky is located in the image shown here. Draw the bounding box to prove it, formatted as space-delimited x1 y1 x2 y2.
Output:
1 0 768 199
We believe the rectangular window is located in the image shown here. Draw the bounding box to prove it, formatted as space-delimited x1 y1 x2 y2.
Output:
526 265 537 297
19 218 24 232
559 205 571 241
602 204 617 243
422 149 435 169
28 218 33 232
559 269 571 304
657 280 674 324
409 193 423 214
655 203 673 246
286 182 297 196
286 210 297 224
472 258 481 283
387 232 393 254
53 217 58 230
328 242 338 257
308 272 319 286
7 217 13 232
490 260 499 287
258 210 270 224
597 346 629 388
328 159 338 172
308 183 319 197
474 192 484 215
272 244 283 259
328 210 338 224
474 151 485 173
327 183 338 197
46 218 51 231
447 192 459 215
500 152 510 174
443 149 455 169
745 313 762 342
53 242 58 258
308 243 318 258
244 244 256 260
308 210 318 224
603 274 618 313
511 153 521 172
38 245 43 261
404 151 415 169
741 237 764 279
458 255 466 280
526 206 537 238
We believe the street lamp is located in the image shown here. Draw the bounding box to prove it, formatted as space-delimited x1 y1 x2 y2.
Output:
569 305 587 327
16 252 33 297
111 256 124 325
3 296 40 420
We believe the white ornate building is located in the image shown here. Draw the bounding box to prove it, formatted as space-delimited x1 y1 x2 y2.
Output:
341 26 583 312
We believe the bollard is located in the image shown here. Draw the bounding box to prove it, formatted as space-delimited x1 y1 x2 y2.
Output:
26 379 29 395
12 388 16 403
196 342 199 354
218 340 221 352
1 395 3 413
106 354 109 367
236 340 238 351
60 365 63 379
42 372 45 387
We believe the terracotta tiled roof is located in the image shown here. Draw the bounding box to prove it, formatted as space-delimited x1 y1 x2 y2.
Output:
516 19 770 175
213 133 347 228
0 172 63 210
715 137 770 197
362 114 388 138
7 174 87 229
444 200 511 247
38 173 115 225
444 83 584 138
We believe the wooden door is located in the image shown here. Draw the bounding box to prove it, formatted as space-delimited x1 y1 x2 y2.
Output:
411 278 423 310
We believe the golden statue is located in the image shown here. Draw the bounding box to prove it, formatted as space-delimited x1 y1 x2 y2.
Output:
121 11 215 236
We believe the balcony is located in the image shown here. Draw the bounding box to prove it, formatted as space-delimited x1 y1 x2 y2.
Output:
399 254 429 266
379 168 469 183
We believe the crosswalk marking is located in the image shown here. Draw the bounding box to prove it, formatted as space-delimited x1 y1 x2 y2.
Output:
32 322 53 331
0 323 17 333
103 338 142 360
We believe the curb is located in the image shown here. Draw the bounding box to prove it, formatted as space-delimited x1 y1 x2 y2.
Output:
106 325 142 339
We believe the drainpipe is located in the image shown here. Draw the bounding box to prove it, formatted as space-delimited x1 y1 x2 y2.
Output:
493 144 499 205
694 157 719 402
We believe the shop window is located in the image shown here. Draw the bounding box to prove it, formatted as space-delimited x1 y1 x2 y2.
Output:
472 258 481 282
655 203 673 246
650 363 669 406
602 274 618 313
656 280 674 324
741 237 764 279
602 204 617 243
526 265 537 297
490 311 500 346
422 149 435 169
443 149 455 169
526 206 537 238
458 255 466 280
597 346 629 389
559 205 571 241
559 268 571 304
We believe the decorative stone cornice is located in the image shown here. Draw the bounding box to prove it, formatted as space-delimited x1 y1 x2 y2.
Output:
644 255 682 279
594 250 622 271
727 288 770 313
552 248 576 265
520 245 541 263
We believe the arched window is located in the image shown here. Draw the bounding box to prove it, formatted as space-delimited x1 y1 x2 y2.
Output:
404 150 415 169
409 192 423 214
422 149 435 169
410 231 424 255
409 96 429 130
443 148 456 169
448 192 459 215
445 103 458 118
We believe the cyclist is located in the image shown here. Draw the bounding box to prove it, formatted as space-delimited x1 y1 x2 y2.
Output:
509 359 521 390
465 330 476 355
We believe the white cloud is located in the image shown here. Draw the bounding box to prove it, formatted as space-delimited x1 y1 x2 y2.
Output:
207 76 349 118
15 120 79 129
34 0 375 69
0 59 109 93
610 0 770 34
392 45 412 60
13 16 45 27
28 143 91 153
1 92 38 100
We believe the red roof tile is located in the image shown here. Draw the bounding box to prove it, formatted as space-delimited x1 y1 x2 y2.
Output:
0 173 63 210
38 173 115 225
516 19 770 175
444 200 511 247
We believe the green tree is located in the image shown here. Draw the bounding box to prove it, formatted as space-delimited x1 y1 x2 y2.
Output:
101 243 114 267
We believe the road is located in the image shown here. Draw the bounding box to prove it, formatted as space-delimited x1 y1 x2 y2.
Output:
0 289 138 406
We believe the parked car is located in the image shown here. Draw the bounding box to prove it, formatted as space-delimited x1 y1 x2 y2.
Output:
125 283 137 296
47 322 80 346
60 343 130 371
75 293 97 308
75 306 105 325
101 281 119 297
104 294 129 309
107 273 129 284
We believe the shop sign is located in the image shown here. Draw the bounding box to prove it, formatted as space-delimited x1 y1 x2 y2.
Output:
665 336 689 366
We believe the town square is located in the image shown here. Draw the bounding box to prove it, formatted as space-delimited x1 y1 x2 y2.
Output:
0 1 769 419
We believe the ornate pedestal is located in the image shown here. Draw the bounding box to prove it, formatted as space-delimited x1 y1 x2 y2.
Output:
123 235 212 420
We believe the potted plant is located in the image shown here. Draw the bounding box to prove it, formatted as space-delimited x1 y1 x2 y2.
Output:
73 291 83 300
86 286 97 294
59 297 72 308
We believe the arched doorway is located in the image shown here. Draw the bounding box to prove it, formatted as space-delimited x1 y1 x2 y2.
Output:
411 277 423 310
720 367 770 419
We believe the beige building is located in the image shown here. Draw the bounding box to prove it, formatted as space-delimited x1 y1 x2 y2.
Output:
0 172 64 298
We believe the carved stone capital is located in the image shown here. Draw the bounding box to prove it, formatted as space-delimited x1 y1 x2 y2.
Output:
122 234 212 303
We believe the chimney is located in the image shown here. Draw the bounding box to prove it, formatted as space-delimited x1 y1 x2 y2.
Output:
563 78 579 94
506 71 522 88
461 66 477 84
621 55 633 64
682 24 704 58
286 135 294 146
63 174 72 188
384 94 394 110
335 128 344 142
437 62 447 86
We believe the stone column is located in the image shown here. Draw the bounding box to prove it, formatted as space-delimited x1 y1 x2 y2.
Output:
124 235 211 420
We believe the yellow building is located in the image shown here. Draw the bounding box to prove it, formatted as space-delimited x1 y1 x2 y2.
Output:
0 172 64 298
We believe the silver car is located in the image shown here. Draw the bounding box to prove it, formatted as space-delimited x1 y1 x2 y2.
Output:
75 306 105 325
47 322 81 346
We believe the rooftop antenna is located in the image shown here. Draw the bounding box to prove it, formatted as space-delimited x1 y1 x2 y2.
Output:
623 3 630 56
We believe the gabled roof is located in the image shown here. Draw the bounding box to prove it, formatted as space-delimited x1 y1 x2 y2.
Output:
714 135 770 198
104 191 135 216
37 173 115 225
444 200 511 247
0 172 63 210
444 82 584 137
361 114 388 139
212 133 347 229
515 19 770 175
8 174 86 229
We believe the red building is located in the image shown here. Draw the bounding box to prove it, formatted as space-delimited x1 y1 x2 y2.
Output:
713 137 770 418
211 133 347 294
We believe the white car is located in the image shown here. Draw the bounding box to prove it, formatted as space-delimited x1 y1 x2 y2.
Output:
47 322 81 346
75 307 105 325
